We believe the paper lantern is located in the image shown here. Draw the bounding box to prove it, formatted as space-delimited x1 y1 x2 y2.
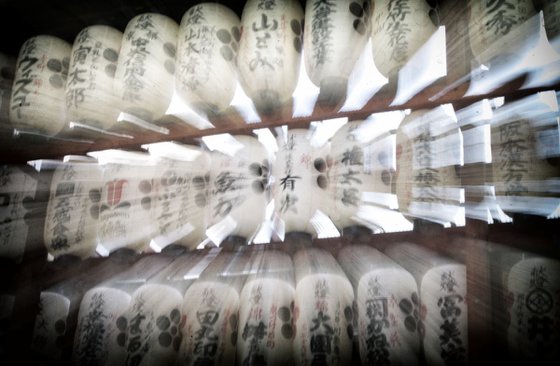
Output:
208 135 270 243
65 25 123 131
9 35 71 136
93 152 157 255
304 0 372 103
43 161 102 260
180 252 249 366
468 0 535 64
237 0 304 114
0 53 15 129
273 129 331 236
338 245 421 365
384 242 468 366
326 120 394 230
31 291 71 359
149 146 211 251
293 247 354 366
0 165 37 261
176 3 240 115
114 13 178 122
371 0 436 79
73 287 131 366
237 250 296 365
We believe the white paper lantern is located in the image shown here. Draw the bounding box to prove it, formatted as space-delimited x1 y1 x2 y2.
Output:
338 245 421 365
327 120 394 230
95 154 157 255
73 287 131 366
371 0 437 79
0 165 37 261
304 0 372 103
9 35 71 136
31 291 71 360
43 161 102 260
208 135 270 242
237 0 304 113
150 148 211 251
293 247 354 366
273 129 331 235
65 25 123 130
237 250 296 365
384 242 468 366
114 13 178 122
468 0 535 64
176 3 240 114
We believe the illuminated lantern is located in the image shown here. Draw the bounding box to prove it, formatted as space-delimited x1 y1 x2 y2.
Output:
338 245 421 365
208 135 270 243
176 3 240 115
293 247 354 366
304 0 372 104
371 0 437 79
114 13 178 123
237 0 304 114
237 250 296 365
468 0 535 64
273 128 331 236
65 25 123 131
43 161 102 260
9 35 71 136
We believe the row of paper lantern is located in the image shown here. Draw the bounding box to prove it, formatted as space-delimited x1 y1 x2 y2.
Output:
2 0 554 137
30 242 560 365
2 89 558 262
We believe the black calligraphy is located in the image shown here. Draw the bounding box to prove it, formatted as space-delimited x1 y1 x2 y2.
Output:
311 0 337 65
437 271 466 365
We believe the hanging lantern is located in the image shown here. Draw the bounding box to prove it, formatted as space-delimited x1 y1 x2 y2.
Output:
176 3 240 115
327 120 394 231
293 247 354 366
273 129 331 236
468 0 535 65
338 245 421 365
9 35 71 136
114 13 178 123
148 144 211 251
208 135 270 243
237 0 304 114
371 0 437 79
92 151 157 256
237 250 296 365
43 160 102 260
0 165 37 261
304 0 372 104
65 25 123 131
0 53 16 131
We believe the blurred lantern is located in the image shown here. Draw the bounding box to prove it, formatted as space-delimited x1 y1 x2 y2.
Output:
384 242 468 366
237 0 304 114
43 160 102 260
208 135 271 244
65 25 123 131
146 143 211 251
89 150 157 256
9 35 71 136
468 0 535 65
0 165 37 261
176 3 240 115
114 13 178 123
0 53 16 130
304 0 372 104
237 250 296 365
273 128 330 237
293 247 354 366
371 0 437 80
338 245 421 365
